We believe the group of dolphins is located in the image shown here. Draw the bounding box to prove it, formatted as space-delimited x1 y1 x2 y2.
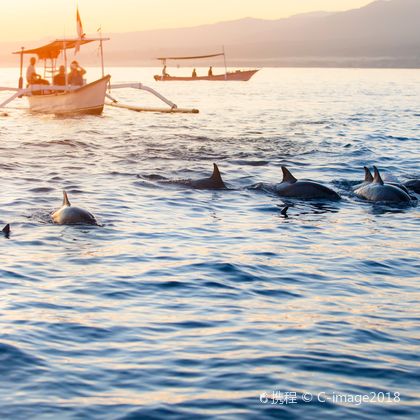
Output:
2 164 419 237
259 165 418 204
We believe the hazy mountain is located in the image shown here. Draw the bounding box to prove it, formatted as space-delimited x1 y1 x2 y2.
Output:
1 0 419 68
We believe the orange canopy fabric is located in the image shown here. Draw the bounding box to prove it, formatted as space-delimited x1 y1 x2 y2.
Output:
157 53 224 61
13 38 106 60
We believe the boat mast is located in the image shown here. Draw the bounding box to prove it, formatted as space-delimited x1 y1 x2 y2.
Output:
222 45 227 80
18 47 24 89
63 40 68 86
99 27 105 78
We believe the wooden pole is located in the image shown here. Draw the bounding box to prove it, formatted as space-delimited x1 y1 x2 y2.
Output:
106 101 199 114
19 47 24 89
99 30 105 78
18 47 24 98
63 41 68 86
222 46 227 80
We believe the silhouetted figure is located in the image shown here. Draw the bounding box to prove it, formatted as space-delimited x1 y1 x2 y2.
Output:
26 57 49 86
53 65 66 86
68 60 86 86
192 68 197 78
208 66 213 77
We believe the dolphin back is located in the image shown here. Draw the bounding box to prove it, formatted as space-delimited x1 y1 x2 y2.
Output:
276 180 341 200
190 163 226 189
52 191 97 225
355 183 411 203
404 179 420 194
53 206 97 225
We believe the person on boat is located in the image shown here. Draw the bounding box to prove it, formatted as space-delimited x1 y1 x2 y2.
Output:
192 68 197 78
208 66 213 77
68 60 86 86
26 57 49 86
162 65 169 78
53 65 66 86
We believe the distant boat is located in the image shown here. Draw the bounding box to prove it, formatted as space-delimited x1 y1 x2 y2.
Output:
154 52 259 82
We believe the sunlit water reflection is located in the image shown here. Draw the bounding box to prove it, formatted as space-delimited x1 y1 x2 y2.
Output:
0 67 419 419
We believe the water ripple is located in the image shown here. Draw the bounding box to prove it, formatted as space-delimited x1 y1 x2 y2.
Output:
0 67 419 419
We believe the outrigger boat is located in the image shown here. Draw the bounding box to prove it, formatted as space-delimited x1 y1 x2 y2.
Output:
0 12 198 115
154 51 259 82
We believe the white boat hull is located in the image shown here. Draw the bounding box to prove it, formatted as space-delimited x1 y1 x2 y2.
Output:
28 75 110 115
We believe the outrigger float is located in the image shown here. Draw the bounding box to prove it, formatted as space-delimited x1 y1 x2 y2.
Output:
154 51 259 82
0 36 198 115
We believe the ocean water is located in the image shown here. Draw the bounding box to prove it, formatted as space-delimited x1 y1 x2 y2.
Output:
0 67 419 419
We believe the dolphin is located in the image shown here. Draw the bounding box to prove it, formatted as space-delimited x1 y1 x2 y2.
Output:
354 166 412 203
2 224 10 238
275 166 341 200
388 182 410 194
280 206 289 217
354 167 410 194
353 166 374 191
381 172 411 194
404 179 420 194
189 163 226 189
173 163 226 189
51 191 97 225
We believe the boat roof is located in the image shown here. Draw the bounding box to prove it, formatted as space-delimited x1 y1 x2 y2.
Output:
157 53 224 61
13 38 109 60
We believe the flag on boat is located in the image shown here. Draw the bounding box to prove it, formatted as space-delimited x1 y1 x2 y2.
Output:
77 8 85 38
75 7 86 55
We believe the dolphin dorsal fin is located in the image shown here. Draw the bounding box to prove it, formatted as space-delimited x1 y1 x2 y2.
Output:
364 166 373 182
373 166 384 185
211 163 225 185
2 224 10 236
63 191 71 206
281 166 297 183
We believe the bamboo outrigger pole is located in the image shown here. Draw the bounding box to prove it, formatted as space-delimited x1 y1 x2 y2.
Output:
106 102 199 114
105 83 199 114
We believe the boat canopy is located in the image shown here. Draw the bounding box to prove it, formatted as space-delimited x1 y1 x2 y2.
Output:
13 38 109 60
157 53 224 61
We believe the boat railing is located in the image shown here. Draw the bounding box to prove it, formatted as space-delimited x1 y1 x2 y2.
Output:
0 84 84 106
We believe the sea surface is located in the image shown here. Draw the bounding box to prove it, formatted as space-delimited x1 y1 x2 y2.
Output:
0 67 419 419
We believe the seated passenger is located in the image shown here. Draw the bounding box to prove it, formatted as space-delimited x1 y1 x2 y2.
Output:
26 57 49 86
53 65 66 86
162 65 170 77
68 60 86 86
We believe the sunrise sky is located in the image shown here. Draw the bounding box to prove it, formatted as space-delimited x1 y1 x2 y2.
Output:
1 0 375 42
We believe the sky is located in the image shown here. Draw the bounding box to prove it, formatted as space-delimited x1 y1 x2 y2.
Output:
0 0 375 42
